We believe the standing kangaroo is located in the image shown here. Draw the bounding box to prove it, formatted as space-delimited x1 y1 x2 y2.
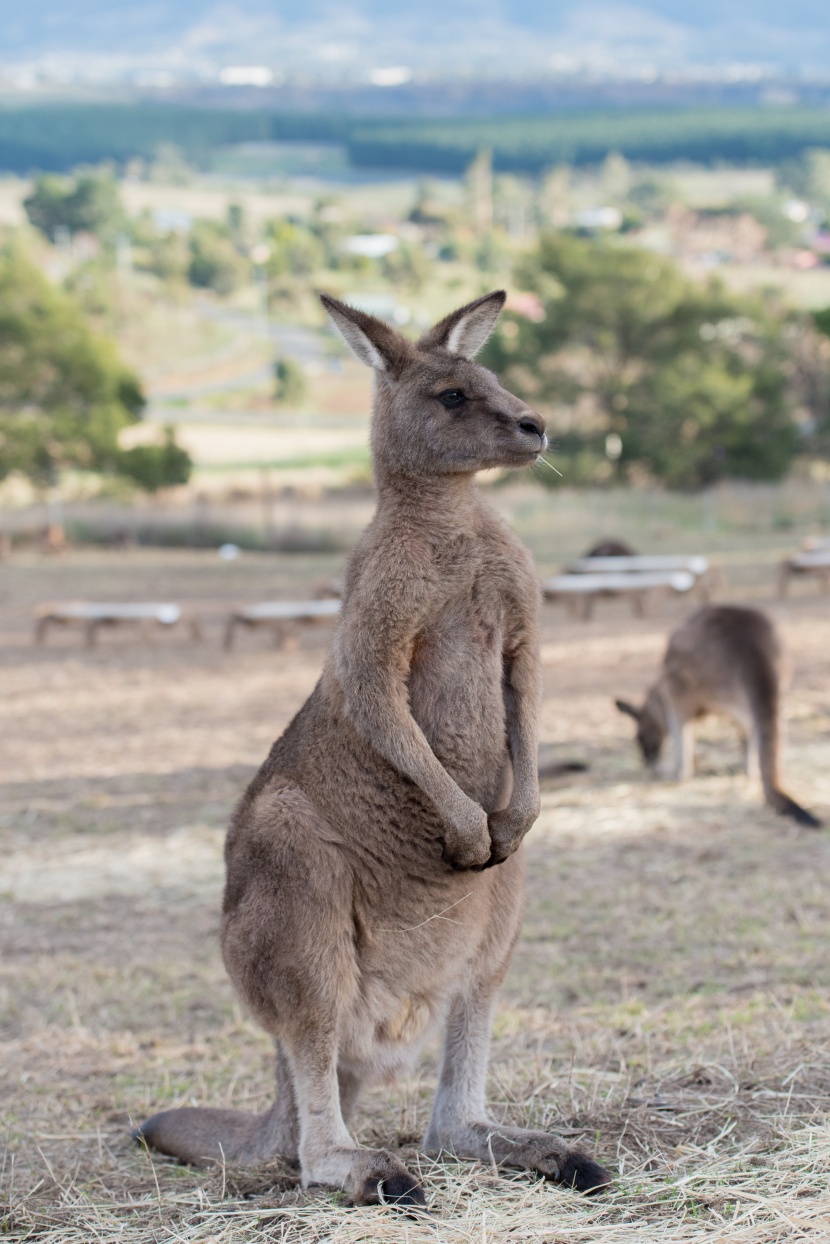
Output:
136 292 611 1206
615 605 821 828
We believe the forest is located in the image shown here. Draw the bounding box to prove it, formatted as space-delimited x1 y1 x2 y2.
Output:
2 102 830 175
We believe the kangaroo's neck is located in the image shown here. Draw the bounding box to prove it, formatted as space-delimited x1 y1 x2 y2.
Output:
374 471 480 533
646 681 670 739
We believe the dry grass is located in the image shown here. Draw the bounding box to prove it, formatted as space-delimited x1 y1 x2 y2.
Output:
2 541 829 1241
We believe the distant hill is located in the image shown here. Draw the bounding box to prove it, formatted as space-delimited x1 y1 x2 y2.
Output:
3 2 830 78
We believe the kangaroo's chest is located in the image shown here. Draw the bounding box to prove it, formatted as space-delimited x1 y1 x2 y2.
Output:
407 561 512 797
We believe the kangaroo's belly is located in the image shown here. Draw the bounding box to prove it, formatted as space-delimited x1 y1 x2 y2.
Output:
338 847 525 1082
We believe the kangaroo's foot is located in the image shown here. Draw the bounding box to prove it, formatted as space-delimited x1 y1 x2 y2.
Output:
303 1144 426 1208
427 986 612 1196
424 1121 611 1193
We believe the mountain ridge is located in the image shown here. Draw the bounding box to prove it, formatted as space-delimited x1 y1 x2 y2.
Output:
2 3 830 78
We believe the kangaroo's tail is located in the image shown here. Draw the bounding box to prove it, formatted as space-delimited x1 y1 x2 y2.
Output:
134 1104 284 1166
766 789 823 829
135 1040 297 1167
751 661 822 829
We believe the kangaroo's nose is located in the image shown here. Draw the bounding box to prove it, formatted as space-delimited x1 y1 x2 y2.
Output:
517 414 546 440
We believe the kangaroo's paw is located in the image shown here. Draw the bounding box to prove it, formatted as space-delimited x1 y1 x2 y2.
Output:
440 834 492 872
426 1122 611 1194
305 1145 427 1210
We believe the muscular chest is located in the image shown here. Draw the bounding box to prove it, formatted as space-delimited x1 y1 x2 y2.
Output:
411 560 510 677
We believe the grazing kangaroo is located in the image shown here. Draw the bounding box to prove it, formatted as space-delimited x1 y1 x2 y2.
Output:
585 539 637 558
615 605 821 828
136 292 611 1206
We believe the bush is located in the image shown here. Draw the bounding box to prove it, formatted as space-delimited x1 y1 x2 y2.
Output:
118 428 192 492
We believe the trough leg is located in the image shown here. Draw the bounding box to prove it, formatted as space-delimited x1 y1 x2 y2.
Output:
223 616 238 652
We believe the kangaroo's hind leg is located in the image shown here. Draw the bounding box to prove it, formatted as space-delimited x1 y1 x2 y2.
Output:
424 986 610 1192
222 783 426 1206
138 783 424 1203
424 863 611 1193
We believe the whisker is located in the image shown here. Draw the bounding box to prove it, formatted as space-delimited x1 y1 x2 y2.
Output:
535 455 562 477
380 891 474 933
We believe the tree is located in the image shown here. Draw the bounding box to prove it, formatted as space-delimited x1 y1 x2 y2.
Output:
23 173 124 243
483 233 800 489
266 220 325 278
187 220 248 295
0 249 190 490
274 358 308 405
803 307 830 455
381 239 431 292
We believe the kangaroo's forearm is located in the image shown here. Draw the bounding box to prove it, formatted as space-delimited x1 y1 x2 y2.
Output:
503 646 542 815
344 679 477 815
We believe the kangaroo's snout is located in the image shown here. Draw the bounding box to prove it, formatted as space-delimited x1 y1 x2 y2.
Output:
517 413 546 442
513 410 547 456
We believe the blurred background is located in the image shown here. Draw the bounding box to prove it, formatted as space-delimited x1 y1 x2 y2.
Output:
3 6 830 1242
1 1 830 556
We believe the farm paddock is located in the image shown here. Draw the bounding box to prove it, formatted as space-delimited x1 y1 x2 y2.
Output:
1 544 829 1243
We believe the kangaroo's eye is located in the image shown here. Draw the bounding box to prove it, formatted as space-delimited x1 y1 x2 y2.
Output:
436 389 466 409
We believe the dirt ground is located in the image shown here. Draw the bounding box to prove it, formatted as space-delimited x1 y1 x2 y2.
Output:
1 539 829 1242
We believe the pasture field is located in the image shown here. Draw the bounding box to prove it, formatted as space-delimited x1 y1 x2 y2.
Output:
1 535 829 1242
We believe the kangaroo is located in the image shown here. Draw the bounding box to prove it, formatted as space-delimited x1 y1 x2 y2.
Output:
135 292 611 1206
585 539 637 558
615 605 821 828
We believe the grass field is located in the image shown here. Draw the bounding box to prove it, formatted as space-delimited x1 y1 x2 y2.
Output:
1 536 829 1242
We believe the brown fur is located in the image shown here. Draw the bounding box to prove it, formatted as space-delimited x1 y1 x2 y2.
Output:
136 292 611 1206
616 605 821 828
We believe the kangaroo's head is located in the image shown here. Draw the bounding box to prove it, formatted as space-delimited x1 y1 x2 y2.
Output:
615 688 667 767
320 291 546 482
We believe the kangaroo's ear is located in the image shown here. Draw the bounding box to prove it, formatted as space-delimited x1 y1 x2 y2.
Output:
615 698 641 721
419 290 507 358
320 294 410 372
